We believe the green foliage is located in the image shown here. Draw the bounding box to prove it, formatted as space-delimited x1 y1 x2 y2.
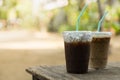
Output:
0 7 8 19
48 0 120 35
0 0 119 34
112 22 120 35
20 15 40 30
3 0 17 8
107 4 120 34
58 24 75 33
58 2 99 31
0 0 17 19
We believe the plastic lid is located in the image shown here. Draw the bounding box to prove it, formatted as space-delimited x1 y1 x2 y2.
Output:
63 31 92 43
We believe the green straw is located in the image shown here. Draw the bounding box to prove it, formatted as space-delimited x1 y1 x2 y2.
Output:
97 11 108 32
76 4 88 31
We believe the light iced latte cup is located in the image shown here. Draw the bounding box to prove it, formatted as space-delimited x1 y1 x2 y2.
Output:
63 31 92 74
90 32 112 69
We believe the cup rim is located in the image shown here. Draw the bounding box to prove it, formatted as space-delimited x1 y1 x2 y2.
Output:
92 31 112 37
63 31 92 33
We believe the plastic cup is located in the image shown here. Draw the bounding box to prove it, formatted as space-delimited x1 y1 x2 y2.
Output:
63 31 92 74
90 32 112 69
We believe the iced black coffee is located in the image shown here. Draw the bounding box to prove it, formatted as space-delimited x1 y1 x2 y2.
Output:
63 31 92 74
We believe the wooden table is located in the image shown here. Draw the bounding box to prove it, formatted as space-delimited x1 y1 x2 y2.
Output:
26 62 120 80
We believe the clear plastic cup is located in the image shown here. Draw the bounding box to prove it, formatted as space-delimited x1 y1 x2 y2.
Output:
63 31 92 74
90 32 112 69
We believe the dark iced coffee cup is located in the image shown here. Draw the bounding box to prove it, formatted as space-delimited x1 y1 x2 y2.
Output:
90 32 112 69
63 31 92 74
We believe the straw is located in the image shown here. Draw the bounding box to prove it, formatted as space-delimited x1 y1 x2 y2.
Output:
97 11 108 32
76 4 88 31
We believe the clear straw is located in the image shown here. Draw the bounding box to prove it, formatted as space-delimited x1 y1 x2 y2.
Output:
97 11 108 32
76 4 88 31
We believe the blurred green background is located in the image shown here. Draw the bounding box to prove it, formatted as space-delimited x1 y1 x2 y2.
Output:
0 0 120 35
